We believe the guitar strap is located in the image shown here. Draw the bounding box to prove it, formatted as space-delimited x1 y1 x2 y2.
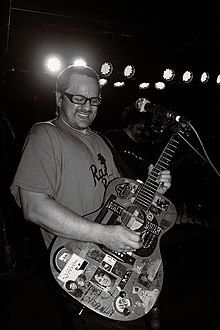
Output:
97 132 136 180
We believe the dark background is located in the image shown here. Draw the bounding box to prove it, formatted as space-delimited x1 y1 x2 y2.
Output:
2 1 220 141
1 1 220 329
2 0 219 221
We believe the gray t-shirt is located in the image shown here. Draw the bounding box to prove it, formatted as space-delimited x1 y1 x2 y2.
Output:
11 118 120 247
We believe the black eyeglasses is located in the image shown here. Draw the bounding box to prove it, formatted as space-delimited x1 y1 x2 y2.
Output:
63 92 102 106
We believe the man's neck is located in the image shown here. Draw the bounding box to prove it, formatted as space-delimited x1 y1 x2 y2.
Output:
59 117 90 135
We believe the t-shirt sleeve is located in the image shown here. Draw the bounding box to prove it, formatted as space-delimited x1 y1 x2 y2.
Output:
10 124 59 207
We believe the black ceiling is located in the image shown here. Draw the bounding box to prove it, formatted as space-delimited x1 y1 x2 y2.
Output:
3 0 220 72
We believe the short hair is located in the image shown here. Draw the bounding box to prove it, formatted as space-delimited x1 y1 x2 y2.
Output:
56 65 100 93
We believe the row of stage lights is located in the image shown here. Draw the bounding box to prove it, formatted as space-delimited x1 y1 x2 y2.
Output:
45 56 220 90
99 63 220 89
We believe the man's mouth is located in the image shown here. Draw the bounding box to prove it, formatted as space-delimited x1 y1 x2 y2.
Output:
77 112 89 119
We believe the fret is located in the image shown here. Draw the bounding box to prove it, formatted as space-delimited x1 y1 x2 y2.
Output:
161 154 172 160
137 192 155 202
135 133 180 208
167 144 178 150
168 139 179 145
149 173 159 179
156 165 166 171
141 183 158 191
144 183 158 190
159 160 170 166
136 198 151 208
163 150 174 157
146 179 158 186
142 185 158 195
159 159 170 167
162 153 174 159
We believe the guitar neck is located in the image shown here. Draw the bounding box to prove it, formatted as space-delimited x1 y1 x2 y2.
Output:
135 133 180 209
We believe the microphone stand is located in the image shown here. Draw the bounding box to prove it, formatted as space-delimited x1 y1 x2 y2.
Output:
177 121 220 177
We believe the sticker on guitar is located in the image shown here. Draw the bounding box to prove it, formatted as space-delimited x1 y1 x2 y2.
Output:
50 129 188 320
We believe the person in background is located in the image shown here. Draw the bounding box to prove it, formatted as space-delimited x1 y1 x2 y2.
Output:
104 102 171 329
104 103 165 182
10 65 171 329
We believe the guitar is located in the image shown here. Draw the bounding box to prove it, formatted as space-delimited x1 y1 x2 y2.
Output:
50 126 184 321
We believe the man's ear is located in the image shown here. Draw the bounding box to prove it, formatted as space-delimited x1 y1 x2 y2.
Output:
55 91 63 108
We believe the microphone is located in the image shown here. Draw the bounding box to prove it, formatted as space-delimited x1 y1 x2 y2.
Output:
135 98 189 124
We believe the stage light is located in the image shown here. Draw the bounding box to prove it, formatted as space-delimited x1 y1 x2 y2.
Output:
163 68 175 81
182 70 193 83
99 78 108 87
123 64 135 78
46 56 62 73
200 72 209 83
139 82 150 89
155 82 165 90
100 62 113 76
73 58 87 67
113 81 125 88
217 74 220 85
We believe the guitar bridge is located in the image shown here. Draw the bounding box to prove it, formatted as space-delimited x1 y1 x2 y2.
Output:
100 246 136 266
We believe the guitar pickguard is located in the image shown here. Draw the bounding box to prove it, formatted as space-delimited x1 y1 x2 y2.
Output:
50 177 177 321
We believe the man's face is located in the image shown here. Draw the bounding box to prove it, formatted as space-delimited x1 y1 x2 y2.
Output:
129 121 147 142
95 273 111 287
58 73 100 132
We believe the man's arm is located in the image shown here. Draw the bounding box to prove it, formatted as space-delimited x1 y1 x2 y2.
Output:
19 188 143 252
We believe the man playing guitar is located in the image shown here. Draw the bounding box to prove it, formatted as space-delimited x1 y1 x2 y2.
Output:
11 64 171 329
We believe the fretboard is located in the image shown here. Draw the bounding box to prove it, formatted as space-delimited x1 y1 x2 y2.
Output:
135 133 180 209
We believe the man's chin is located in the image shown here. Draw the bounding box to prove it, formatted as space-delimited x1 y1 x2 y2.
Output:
75 119 93 131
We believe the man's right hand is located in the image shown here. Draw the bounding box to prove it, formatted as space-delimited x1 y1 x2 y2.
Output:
99 224 143 252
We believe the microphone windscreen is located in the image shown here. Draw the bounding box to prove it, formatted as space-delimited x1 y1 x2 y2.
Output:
135 98 151 112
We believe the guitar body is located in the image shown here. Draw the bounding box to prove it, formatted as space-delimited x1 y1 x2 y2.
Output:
50 177 177 321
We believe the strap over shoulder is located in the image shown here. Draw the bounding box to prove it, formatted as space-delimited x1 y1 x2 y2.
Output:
96 131 135 179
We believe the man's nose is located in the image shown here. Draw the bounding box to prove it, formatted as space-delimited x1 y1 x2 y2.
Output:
83 99 91 110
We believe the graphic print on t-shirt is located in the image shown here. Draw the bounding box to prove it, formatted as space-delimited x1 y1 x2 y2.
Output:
90 153 113 189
